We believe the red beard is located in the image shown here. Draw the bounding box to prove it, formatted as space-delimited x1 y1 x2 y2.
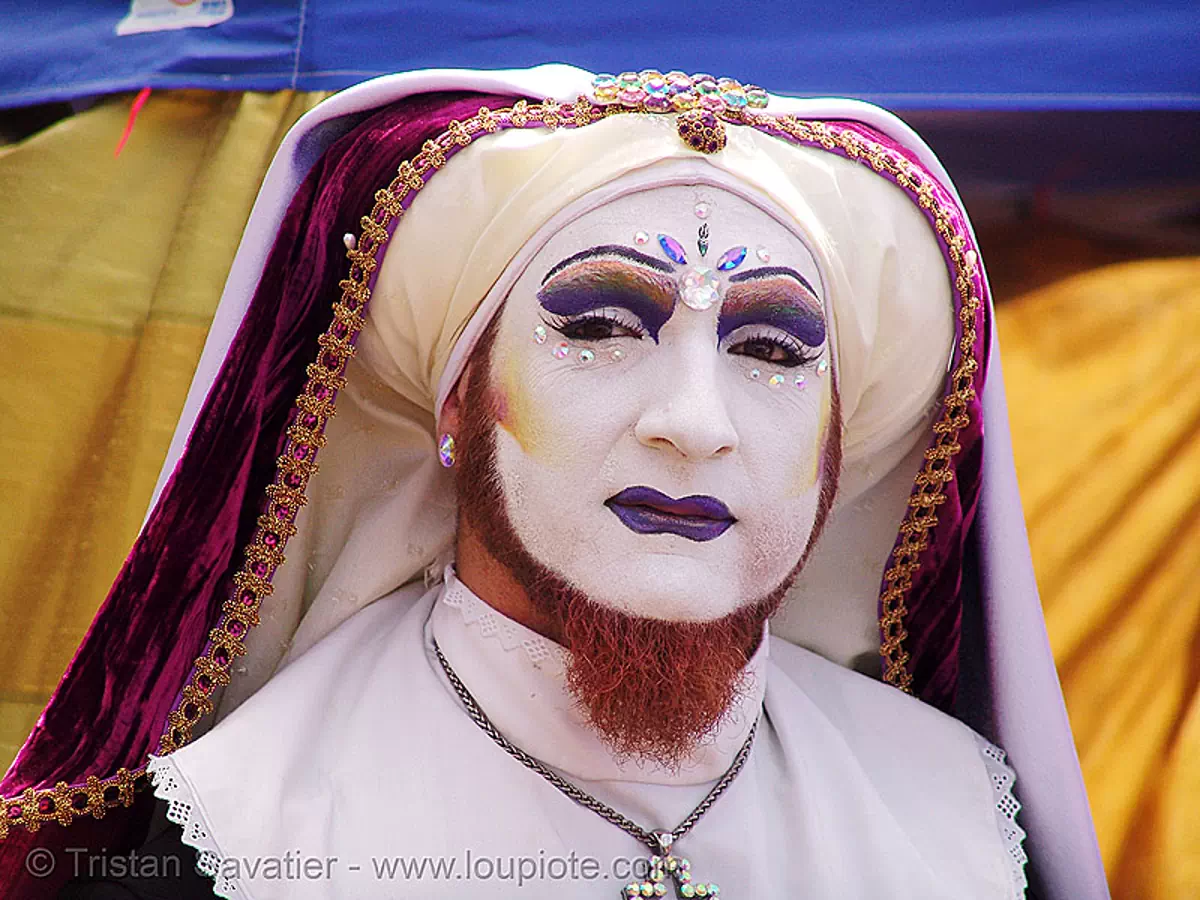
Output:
454 325 841 767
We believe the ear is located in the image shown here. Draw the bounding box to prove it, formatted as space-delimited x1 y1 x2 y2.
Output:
437 366 471 437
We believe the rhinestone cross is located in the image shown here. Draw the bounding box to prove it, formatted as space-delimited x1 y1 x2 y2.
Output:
621 832 720 899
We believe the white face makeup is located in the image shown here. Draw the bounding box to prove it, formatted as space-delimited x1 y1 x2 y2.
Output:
482 183 834 621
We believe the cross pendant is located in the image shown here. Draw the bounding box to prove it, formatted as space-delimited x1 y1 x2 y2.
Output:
620 831 720 899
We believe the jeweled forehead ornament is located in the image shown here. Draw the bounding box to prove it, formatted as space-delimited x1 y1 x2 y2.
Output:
590 70 769 155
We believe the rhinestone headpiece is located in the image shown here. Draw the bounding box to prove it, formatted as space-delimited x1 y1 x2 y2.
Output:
589 70 770 155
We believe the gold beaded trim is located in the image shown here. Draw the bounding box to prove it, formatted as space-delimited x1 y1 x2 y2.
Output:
0 93 984 837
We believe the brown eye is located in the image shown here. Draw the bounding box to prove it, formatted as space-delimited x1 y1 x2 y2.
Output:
732 337 792 364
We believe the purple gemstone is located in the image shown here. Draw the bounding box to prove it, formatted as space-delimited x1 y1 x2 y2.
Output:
716 246 747 271
251 561 269 577
197 674 213 693
262 532 279 547
292 444 310 460
8 805 21 820
322 352 340 370
183 702 198 719
312 384 331 401
275 505 291 521
239 588 257 604
227 619 246 638
331 321 349 338
657 234 687 266
38 797 55 814
284 472 303 488
214 647 230 666
300 413 319 429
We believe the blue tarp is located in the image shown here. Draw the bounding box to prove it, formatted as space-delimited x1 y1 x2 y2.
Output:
1 1 1198 110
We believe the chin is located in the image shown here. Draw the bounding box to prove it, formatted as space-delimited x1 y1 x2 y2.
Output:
589 552 745 622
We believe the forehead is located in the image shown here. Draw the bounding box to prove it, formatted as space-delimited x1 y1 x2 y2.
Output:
523 183 824 298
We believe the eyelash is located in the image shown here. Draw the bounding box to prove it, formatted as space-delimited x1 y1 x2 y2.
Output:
725 327 820 368
542 308 648 342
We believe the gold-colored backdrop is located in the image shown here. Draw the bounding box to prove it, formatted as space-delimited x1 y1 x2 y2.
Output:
1 91 1197 897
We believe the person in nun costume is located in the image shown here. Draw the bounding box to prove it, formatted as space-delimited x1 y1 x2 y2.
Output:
0 66 1107 900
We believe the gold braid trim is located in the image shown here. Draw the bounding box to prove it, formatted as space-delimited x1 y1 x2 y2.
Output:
1 96 984 837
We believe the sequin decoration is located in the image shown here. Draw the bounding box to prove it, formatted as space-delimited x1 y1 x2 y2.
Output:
678 266 720 311
697 224 709 258
437 433 456 468
611 348 625 361
658 233 688 266
750 368 761 380
817 359 829 375
768 374 784 386
532 325 547 344
553 342 570 360
716 246 747 272
578 349 595 363
634 230 650 245
794 373 807 388
756 245 771 262
694 202 711 219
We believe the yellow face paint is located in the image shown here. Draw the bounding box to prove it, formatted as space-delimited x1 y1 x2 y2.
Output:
495 344 544 458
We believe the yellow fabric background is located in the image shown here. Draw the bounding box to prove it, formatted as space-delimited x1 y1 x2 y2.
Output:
0 91 1196 897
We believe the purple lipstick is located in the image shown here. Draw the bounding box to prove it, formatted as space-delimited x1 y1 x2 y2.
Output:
606 486 735 542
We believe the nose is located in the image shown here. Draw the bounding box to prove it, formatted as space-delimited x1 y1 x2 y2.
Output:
634 337 739 461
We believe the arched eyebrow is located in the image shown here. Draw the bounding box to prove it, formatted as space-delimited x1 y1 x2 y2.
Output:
727 265 820 299
541 244 674 284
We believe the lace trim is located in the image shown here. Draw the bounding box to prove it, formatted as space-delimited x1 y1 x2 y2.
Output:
147 755 249 899
974 735 1029 898
441 574 564 668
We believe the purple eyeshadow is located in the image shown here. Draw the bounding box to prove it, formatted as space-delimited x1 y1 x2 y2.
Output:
537 279 673 342
717 305 826 348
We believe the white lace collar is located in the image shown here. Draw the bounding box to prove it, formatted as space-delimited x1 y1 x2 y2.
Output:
426 565 768 786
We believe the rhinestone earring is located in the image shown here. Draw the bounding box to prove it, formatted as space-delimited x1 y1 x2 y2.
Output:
438 433 457 468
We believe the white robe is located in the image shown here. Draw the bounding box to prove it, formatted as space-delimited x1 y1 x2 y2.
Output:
150 570 1027 899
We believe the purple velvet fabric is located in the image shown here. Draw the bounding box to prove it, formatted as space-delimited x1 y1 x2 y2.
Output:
0 91 525 895
1 95 990 892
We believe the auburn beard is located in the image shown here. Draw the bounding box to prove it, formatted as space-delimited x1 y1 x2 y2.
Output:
454 325 842 767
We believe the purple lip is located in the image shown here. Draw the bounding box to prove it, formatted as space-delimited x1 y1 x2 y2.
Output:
605 486 735 543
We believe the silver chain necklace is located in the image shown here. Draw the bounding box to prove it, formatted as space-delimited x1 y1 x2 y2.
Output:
433 638 755 898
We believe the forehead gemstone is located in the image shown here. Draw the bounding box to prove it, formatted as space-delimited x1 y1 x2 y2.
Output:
634 230 650 245
756 245 771 262
658 233 688 266
693 202 710 219
716 246 747 271
678 265 720 311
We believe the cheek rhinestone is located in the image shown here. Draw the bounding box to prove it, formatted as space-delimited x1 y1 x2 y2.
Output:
611 348 625 361
634 230 650 245
750 368 761 380
552 342 570 360
768 374 784 386
817 359 830 375
578 349 595 363
794 373 807 388
755 245 771 262
693 201 711 219
532 324 547 344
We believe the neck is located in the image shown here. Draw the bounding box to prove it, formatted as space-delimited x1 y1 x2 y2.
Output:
454 516 564 643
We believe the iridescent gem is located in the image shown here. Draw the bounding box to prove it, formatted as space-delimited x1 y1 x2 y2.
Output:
699 93 725 112
658 233 688 265
342 233 357 251
639 68 664 81
665 71 692 92
750 368 761 380
625 884 640 898
654 885 667 897
694 80 719 97
644 75 669 96
794 373 807 388
593 73 617 88
634 230 650 245
680 885 695 898
618 87 648 107
965 249 979 271
745 86 769 108
755 245 771 262
695 886 709 898
692 73 716 86
693 202 710 219
611 348 625 361
532 324 547 344
641 884 654 897
578 349 595 363
645 94 671 111
679 265 720 310
721 88 748 109
817 359 829 375
716 246 747 271
671 91 700 111
768 373 784 386
437 433 456 468
594 83 619 103
617 71 641 89
553 342 570 360
716 77 740 91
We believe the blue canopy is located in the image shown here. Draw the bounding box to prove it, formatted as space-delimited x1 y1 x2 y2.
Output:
1 0 1197 110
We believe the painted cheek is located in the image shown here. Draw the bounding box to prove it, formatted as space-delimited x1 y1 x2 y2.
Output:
788 384 830 496
495 345 545 458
